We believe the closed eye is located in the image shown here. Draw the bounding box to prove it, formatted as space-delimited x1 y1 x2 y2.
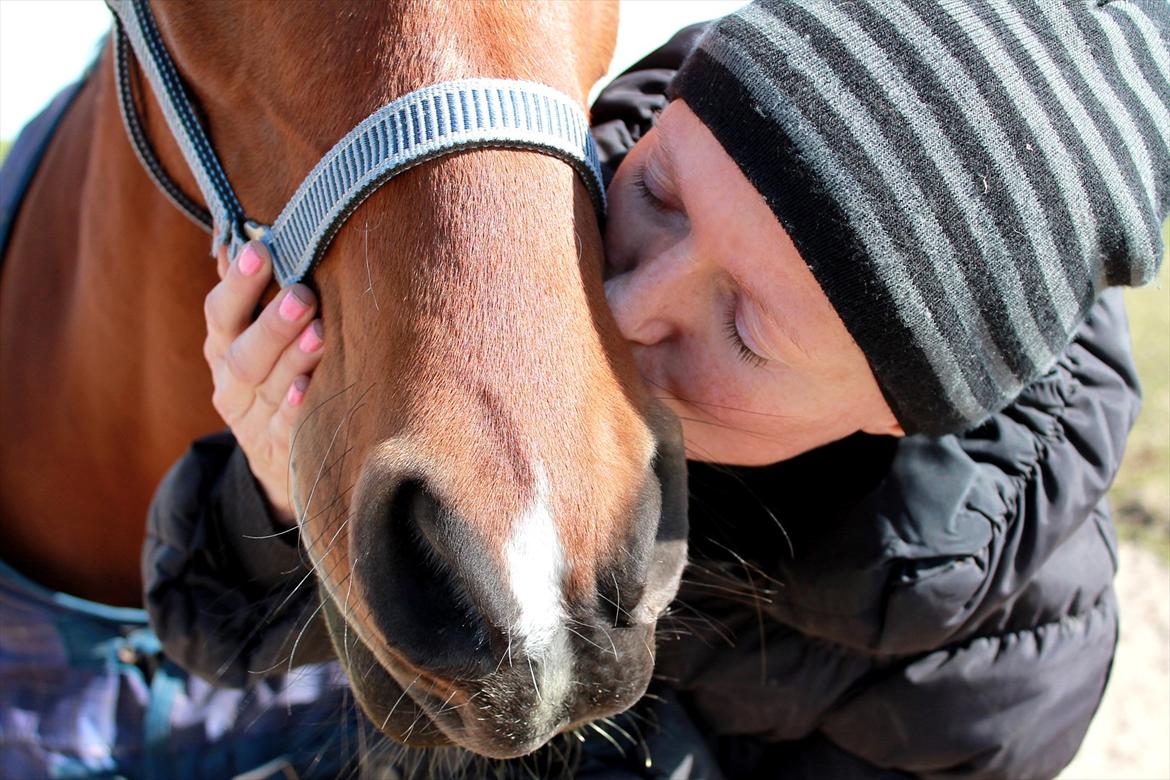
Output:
631 164 674 214
724 298 767 368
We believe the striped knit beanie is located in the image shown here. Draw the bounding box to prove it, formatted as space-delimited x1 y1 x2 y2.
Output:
672 0 1170 435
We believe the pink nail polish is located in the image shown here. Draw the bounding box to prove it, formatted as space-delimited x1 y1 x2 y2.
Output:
279 290 308 321
299 322 323 353
287 383 305 407
238 244 263 276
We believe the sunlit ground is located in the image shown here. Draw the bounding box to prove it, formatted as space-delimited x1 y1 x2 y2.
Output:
1112 226 1170 561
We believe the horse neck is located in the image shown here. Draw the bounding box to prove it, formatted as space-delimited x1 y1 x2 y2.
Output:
0 42 221 605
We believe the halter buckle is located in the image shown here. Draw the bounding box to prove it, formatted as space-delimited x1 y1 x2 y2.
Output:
243 220 270 243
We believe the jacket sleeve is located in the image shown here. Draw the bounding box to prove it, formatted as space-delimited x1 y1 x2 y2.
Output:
805 290 1138 779
142 431 332 688
763 289 1139 656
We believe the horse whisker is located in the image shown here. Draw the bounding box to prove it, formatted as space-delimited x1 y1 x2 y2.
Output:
527 656 542 703
587 721 625 758
382 673 422 730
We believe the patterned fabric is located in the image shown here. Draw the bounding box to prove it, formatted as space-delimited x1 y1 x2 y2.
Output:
672 0 1170 434
0 560 362 780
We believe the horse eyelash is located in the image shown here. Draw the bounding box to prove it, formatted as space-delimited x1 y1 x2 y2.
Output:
724 299 767 368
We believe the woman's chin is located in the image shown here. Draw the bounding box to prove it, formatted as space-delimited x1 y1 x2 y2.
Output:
680 422 842 466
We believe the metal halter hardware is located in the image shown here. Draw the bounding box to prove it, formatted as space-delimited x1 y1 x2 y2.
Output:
105 0 607 286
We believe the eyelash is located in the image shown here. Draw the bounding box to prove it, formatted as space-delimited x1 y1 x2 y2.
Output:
631 161 760 367
631 165 674 214
724 299 767 368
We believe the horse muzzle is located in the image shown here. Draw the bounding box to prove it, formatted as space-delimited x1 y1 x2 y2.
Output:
316 411 688 758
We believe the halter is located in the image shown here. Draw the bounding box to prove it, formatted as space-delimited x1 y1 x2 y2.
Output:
104 0 607 286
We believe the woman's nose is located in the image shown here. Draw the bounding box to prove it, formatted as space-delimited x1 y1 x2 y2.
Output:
603 251 692 347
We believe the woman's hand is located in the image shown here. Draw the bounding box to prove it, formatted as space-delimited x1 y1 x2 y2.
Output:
203 241 324 526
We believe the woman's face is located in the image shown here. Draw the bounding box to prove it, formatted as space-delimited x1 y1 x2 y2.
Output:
604 100 902 465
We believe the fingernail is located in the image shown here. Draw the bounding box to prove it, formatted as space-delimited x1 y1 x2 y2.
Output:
299 321 323 353
238 243 264 276
279 289 309 321
287 377 308 407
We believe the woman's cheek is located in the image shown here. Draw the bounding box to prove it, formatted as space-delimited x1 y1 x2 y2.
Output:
630 343 677 400
686 353 747 411
602 217 634 278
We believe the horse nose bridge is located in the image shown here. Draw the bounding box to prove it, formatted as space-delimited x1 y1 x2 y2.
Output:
398 363 657 513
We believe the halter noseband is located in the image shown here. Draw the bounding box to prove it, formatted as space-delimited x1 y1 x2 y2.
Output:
105 0 607 286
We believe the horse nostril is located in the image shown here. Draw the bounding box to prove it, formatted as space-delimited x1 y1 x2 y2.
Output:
352 478 494 679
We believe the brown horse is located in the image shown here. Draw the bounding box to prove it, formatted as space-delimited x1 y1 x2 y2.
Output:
0 0 687 761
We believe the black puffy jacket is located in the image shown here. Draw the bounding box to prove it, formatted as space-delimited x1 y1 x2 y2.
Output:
144 25 1143 780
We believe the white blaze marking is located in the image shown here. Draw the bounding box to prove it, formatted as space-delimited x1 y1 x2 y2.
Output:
504 463 573 720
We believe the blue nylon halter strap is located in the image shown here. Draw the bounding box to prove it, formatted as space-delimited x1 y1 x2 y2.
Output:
264 79 606 284
104 0 607 286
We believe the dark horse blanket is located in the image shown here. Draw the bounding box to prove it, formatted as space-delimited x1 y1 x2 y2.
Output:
0 77 85 260
0 76 364 780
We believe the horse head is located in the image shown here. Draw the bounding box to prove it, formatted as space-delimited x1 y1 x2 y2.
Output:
152 0 687 758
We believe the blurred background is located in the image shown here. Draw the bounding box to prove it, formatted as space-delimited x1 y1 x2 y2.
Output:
1 1 1166 777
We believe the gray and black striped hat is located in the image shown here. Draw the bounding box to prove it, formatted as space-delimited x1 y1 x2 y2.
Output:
672 0 1170 435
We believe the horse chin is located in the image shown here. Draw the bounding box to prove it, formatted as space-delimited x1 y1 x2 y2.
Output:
316 582 661 761
318 584 562 758
318 585 452 749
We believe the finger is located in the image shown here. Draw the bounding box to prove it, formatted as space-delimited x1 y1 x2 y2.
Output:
203 241 274 352
250 320 325 419
273 375 312 450
221 284 317 389
284 375 311 417
210 290 317 425
215 244 229 280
